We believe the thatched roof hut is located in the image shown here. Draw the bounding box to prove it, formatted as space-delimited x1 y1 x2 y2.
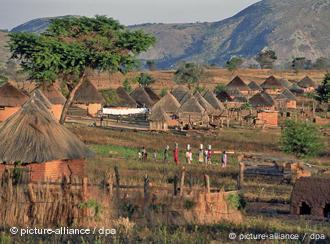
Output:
226 76 250 92
0 95 93 164
144 87 160 103
261 76 284 89
276 89 296 101
202 90 225 111
0 83 29 107
226 88 244 98
74 80 104 104
298 76 316 88
152 92 180 114
249 92 275 108
180 92 194 105
278 79 292 89
171 86 190 103
130 86 154 108
111 87 137 108
248 81 262 91
194 92 215 115
178 96 205 114
40 84 66 105
149 106 170 122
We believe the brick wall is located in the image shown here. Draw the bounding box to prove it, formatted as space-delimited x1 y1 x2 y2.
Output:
51 104 64 122
0 159 85 182
257 111 278 127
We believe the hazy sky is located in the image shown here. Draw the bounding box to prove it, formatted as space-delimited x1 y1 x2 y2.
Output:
0 0 260 30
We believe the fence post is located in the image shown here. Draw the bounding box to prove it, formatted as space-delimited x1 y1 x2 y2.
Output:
180 167 185 197
173 175 178 196
204 174 210 193
106 171 113 196
239 162 245 187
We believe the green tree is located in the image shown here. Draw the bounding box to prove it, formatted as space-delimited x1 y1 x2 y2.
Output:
174 62 206 89
225 56 243 73
291 57 312 72
280 120 324 158
315 73 330 104
214 84 226 96
136 72 155 87
123 78 134 93
9 16 155 124
255 49 277 69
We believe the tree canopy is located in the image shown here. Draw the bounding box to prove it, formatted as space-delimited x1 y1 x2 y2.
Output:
225 56 243 72
256 49 277 69
174 62 206 88
280 120 324 158
315 73 330 104
136 72 155 87
9 16 155 123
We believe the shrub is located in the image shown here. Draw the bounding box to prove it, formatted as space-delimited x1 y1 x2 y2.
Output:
183 199 196 210
280 120 324 158
78 199 102 218
226 193 245 210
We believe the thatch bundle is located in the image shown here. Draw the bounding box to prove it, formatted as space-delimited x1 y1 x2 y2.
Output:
74 80 104 104
0 94 93 164
0 83 29 107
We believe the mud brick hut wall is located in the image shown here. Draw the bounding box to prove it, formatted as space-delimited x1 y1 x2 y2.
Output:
257 110 278 127
0 160 85 182
291 177 330 218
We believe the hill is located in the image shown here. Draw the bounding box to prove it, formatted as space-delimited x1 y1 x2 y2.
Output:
9 0 330 68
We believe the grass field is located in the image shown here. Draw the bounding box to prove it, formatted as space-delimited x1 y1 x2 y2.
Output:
65 124 330 242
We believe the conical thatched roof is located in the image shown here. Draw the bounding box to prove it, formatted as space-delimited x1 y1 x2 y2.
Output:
144 87 160 103
111 87 137 107
149 105 170 122
298 76 316 88
178 96 205 114
74 80 104 104
289 83 304 94
32 89 52 109
216 91 232 102
171 86 190 103
41 84 66 105
194 92 215 114
261 76 284 89
0 83 29 107
202 90 225 111
152 92 180 113
249 92 274 108
0 95 94 164
276 89 296 101
130 86 154 108
180 92 194 105
248 81 262 91
226 88 244 98
226 76 250 91
278 79 292 88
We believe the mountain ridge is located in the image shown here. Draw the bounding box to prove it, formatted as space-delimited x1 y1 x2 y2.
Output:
7 0 330 68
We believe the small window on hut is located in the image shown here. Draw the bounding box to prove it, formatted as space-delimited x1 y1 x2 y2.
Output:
299 202 311 215
286 112 291 117
324 203 330 219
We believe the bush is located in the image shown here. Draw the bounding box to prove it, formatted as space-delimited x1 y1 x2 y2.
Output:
280 120 324 158
226 193 245 210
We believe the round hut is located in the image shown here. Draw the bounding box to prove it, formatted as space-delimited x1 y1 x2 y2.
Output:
0 94 94 181
149 106 171 131
74 80 104 117
297 76 316 93
226 76 251 96
0 83 29 121
261 76 285 95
